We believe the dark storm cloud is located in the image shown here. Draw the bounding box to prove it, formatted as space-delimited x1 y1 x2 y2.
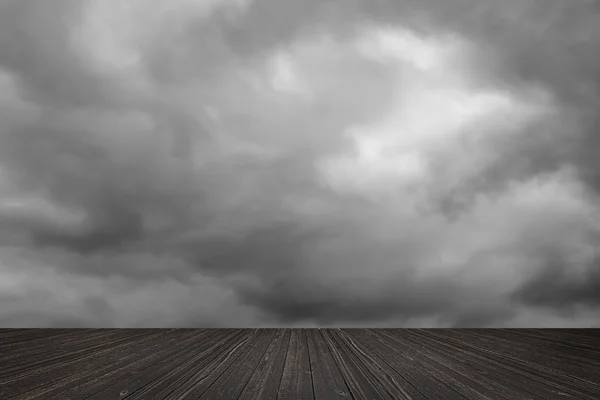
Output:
0 290 114 328
0 0 123 108
1 0 600 327
239 276 500 325
514 253 600 310
450 308 518 329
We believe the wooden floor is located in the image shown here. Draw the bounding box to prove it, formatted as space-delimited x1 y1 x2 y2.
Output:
1 329 600 399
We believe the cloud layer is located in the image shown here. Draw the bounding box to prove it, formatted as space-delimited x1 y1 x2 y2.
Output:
1 0 600 327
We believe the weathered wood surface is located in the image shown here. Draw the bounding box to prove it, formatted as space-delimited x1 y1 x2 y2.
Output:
1 329 599 399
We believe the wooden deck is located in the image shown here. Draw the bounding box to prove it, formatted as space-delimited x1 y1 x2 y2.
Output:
1 329 599 399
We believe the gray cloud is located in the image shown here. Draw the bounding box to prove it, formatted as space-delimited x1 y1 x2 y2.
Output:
1 0 600 327
514 252 600 310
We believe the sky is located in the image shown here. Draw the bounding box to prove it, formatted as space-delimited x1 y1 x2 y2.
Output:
1 0 600 328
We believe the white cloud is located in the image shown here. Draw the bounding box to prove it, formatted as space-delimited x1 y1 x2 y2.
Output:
355 26 464 72
318 26 556 199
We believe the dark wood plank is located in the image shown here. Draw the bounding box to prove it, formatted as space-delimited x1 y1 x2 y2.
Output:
129 329 254 400
85 329 235 400
349 329 469 399
198 329 276 400
419 329 600 400
476 329 600 372
1 330 159 399
160 329 260 399
306 329 351 399
145 329 259 399
321 328 394 399
27 329 194 400
373 329 494 399
1 329 600 400
0 329 125 372
238 328 290 400
0 329 87 348
451 329 600 397
387 329 550 400
277 329 314 400
330 328 425 400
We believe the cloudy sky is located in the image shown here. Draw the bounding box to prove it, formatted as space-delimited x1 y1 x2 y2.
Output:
1 0 600 328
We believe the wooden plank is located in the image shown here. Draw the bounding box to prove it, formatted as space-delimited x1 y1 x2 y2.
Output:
477 329 600 372
448 329 600 397
421 329 600 400
237 328 290 400
85 329 234 400
376 329 505 399
0 329 85 347
62 329 204 399
387 329 548 400
321 328 394 399
146 328 259 399
415 329 565 400
1 329 600 400
197 329 277 400
355 329 472 399
160 328 262 399
524 329 600 349
306 329 351 399
127 329 253 400
1 330 159 399
330 328 427 400
0 329 124 372
24 329 191 400
277 329 314 400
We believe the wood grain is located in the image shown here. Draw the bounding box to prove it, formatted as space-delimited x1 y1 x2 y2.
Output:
1 329 599 399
